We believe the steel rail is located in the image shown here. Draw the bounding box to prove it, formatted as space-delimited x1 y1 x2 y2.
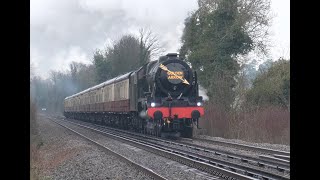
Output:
193 138 290 157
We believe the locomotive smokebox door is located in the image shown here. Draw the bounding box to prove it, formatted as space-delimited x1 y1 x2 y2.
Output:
155 59 193 97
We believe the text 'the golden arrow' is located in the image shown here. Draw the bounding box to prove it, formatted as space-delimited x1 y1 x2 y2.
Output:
159 64 190 85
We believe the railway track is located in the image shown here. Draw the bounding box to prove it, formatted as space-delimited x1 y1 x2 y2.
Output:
52 116 290 180
192 138 290 158
50 118 167 180
174 140 290 169
111 125 288 172
58 116 289 173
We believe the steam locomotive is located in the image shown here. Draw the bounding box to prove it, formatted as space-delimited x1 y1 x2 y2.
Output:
64 53 204 138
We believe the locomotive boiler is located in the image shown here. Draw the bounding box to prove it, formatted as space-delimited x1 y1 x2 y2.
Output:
64 53 204 138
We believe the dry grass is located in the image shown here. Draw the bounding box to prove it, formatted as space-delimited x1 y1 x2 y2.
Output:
199 102 229 137
30 98 38 137
30 98 43 180
199 103 290 145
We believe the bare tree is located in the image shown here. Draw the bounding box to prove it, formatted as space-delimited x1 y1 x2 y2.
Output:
139 28 165 62
108 34 141 76
237 0 273 55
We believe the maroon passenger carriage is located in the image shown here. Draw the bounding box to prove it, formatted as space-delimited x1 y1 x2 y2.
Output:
64 53 204 138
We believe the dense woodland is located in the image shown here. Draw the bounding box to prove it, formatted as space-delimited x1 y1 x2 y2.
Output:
30 0 289 144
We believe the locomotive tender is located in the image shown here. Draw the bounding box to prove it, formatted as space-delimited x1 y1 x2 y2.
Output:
64 53 204 138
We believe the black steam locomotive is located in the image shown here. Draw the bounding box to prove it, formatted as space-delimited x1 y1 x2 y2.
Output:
64 53 204 138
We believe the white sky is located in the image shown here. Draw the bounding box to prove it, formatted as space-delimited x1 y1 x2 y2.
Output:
269 0 290 60
30 0 290 79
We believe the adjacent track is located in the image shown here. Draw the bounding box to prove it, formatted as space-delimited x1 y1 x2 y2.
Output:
192 138 290 157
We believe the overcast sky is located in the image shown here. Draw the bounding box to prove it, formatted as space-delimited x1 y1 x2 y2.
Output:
31 0 289 79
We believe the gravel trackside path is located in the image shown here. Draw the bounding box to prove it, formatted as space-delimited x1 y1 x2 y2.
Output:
31 114 151 180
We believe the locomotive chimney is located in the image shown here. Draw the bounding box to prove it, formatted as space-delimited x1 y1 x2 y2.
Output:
166 53 179 58
158 53 179 63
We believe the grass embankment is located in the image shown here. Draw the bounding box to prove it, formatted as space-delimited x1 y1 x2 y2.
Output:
30 99 44 180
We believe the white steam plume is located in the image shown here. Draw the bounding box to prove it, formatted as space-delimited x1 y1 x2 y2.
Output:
199 85 209 101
